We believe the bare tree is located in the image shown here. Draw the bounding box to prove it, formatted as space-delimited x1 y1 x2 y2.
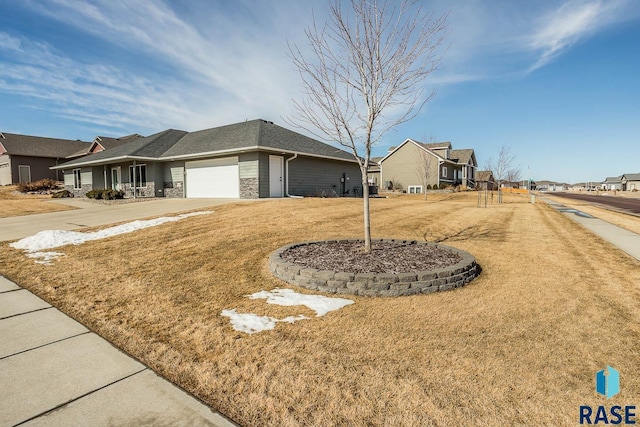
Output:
506 168 522 186
287 0 447 252
415 138 437 200
487 145 516 203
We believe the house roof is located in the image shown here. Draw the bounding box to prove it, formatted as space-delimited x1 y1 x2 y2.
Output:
449 149 475 165
53 120 357 169
476 170 494 182
603 176 622 183
0 132 91 159
95 134 144 150
418 141 452 150
622 173 640 181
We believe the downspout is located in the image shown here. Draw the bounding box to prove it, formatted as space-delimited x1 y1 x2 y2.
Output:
285 153 303 198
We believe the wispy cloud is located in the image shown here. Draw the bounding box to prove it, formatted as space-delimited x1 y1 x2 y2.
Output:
526 0 625 72
2 0 312 135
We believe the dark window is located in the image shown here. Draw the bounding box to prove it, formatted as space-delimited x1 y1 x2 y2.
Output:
129 164 147 188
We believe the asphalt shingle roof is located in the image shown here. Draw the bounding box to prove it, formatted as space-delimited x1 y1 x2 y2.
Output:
0 133 91 159
476 171 494 181
623 173 640 181
54 120 356 169
449 149 475 165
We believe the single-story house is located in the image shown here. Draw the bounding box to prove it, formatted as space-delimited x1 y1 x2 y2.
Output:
621 173 640 191
52 119 361 199
379 139 477 193
475 170 496 190
535 180 568 192
601 176 623 191
0 132 96 185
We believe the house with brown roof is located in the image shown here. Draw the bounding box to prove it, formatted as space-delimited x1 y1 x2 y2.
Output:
0 132 94 185
475 170 496 190
379 139 477 193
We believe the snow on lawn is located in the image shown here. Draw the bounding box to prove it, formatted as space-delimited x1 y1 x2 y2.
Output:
11 211 213 264
223 289 354 334
221 309 308 335
249 288 354 316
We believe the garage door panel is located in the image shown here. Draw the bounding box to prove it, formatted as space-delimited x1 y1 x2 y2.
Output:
186 158 239 198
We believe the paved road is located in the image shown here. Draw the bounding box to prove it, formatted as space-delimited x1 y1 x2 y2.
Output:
551 192 640 215
0 198 250 242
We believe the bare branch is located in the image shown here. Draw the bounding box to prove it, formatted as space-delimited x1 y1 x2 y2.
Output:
286 0 448 250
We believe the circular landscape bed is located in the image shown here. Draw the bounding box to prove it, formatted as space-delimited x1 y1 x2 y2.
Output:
269 239 480 297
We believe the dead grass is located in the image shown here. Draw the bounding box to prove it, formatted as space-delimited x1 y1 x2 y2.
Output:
545 194 640 235
1 192 639 426
0 185 75 218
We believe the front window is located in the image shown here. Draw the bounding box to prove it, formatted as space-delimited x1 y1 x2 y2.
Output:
73 169 82 189
442 166 447 178
129 164 147 188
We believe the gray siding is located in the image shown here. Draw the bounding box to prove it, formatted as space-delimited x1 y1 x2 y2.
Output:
8 155 66 183
239 152 259 179
288 156 360 197
258 152 270 198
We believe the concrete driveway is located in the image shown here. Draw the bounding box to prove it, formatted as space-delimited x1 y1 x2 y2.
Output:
0 198 247 242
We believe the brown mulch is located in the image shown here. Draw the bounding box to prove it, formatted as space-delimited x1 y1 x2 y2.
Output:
281 240 462 274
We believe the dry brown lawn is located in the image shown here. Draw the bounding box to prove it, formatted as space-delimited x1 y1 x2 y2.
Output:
1 192 639 426
0 185 75 218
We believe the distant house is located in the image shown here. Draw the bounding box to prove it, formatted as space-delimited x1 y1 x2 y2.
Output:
535 180 568 192
621 173 640 191
379 139 477 193
0 132 95 185
475 170 496 190
52 119 361 199
602 176 623 191
367 156 382 186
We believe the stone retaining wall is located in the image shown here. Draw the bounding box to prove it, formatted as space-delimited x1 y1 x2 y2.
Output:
269 239 480 297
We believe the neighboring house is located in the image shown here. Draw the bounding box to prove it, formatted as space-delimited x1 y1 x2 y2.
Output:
52 119 361 199
379 139 477 193
367 157 382 186
535 180 568 192
0 132 94 185
475 170 496 190
621 173 640 191
601 176 623 191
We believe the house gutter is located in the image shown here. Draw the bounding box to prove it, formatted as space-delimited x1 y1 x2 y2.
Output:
285 154 303 198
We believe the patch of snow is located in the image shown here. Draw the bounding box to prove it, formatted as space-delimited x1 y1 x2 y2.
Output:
249 288 354 316
222 289 354 334
27 252 65 265
11 211 213 264
221 309 308 334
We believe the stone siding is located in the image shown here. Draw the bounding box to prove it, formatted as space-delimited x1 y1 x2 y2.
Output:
163 181 184 198
123 182 155 198
240 177 259 199
269 239 480 297
66 184 92 198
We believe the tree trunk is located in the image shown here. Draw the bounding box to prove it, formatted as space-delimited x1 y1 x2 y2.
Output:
362 173 371 253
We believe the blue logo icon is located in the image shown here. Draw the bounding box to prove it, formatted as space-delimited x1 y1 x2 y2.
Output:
596 366 620 399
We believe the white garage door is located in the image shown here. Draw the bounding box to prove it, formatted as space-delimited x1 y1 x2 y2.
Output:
185 157 239 198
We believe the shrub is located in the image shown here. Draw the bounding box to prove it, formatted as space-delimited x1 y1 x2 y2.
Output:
52 189 73 198
86 189 124 200
17 178 60 193
439 182 448 190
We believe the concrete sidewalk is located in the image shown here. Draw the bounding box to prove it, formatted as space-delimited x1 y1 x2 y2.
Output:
543 199 640 262
0 198 246 242
0 276 236 426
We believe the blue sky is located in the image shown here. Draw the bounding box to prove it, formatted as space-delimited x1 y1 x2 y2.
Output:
0 0 638 183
